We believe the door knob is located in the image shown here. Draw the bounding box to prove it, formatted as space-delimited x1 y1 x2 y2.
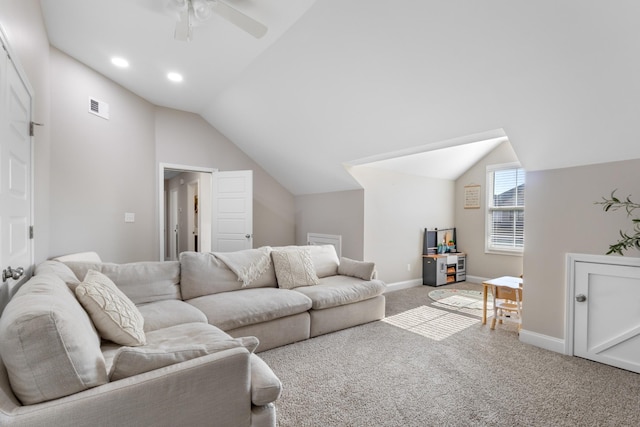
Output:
2 266 24 282
245 234 252 239
575 294 587 303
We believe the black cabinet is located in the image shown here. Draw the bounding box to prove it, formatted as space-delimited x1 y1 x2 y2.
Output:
422 253 466 286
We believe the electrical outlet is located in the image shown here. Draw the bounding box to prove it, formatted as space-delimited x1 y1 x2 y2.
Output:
407 263 411 272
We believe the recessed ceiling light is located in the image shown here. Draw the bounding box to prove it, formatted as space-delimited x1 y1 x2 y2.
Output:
111 57 129 68
167 72 183 83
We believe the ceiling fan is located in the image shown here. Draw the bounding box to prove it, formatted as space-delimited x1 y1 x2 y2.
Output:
170 0 268 41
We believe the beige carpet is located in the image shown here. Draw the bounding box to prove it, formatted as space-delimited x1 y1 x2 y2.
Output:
259 283 640 427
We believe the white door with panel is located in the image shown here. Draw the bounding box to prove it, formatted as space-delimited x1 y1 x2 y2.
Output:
0 39 32 292
574 260 640 373
212 170 253 252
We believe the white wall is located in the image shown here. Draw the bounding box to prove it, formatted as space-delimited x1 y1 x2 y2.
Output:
294 190 364 259
349 166 454 283
454 141 523 279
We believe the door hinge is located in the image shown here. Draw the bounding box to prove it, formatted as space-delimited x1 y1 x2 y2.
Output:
30 121 43 137
29 226 34 239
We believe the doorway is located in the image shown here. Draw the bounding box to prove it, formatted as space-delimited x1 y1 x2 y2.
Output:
160 164 214 261
159 164 254 260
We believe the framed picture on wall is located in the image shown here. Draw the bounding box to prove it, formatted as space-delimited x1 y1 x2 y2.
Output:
464 184 481 209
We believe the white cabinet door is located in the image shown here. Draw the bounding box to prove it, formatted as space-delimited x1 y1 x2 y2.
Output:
0 40 32 295
212 170 253 252
574 261 640 373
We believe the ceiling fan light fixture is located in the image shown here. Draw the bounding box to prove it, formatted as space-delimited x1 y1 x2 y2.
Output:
169 0 188 12
192 0 214 21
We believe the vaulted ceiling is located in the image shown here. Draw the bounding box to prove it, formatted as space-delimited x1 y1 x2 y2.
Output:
40 0 640 195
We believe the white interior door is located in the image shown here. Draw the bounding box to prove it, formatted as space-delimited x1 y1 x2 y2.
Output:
574 261 640 373
212 170 253 252
0 37 33 294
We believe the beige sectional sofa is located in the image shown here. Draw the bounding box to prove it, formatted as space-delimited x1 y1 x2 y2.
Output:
0 245 385 426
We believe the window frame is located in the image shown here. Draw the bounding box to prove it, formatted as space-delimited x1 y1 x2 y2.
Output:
485 162 525 256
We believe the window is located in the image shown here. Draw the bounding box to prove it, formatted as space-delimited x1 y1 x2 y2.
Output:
486 163 525 254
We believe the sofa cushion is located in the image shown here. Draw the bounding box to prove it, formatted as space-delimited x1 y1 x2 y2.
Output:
338 257 376 281
180 252 277 300
250 354 282 406
137 300 208 332
271 248 319 289
187 288 312 331
0 274 107 405
34 260 81 288
214 246 276 287
293 276 386 310
76 270 146 346
276 245 339 278
64 261 181 303
109 330 258 381
52 251 102 263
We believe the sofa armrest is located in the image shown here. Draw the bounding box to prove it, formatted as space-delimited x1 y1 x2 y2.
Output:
0 347 252 427
249 354 282 406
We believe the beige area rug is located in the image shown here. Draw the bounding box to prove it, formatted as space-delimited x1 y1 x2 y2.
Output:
428 288 493 311
260 284 640 427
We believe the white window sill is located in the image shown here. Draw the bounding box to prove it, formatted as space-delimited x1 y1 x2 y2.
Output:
485 248 524 257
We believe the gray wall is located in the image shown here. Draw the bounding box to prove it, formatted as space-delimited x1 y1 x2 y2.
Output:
454 141 523 279
4 13 295 263
524 159 640 339
49 47 157 262
294 190 364 259
155 107 295 250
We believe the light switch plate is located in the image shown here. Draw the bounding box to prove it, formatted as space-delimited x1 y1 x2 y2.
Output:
124 212 135 223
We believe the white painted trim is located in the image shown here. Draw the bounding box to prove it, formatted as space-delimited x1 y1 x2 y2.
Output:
384 279 422 293
565 253 640 356
519 329 566 354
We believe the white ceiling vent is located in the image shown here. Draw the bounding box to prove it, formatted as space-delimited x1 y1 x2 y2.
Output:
88 97 109 120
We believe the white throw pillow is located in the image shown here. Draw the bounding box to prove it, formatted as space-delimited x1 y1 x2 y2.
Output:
271 248 319 289
76 269 146 346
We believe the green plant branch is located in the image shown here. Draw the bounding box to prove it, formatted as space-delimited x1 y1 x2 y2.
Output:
596 190 640 255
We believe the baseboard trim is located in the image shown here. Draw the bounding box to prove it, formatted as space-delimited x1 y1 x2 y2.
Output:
384 279 422 293
519 329 566 354
465 275 489 284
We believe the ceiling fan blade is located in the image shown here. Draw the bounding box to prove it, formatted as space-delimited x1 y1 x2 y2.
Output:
174 3 192 41
212 1 268 39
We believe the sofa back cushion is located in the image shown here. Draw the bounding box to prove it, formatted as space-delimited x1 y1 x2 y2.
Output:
34 260 81 288
64 261 181 304
180 251 277 300
0 274 107 405
275 245 340 278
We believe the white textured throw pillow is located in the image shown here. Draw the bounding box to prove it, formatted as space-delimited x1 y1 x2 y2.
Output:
76 269 146 346
271 248 319 289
